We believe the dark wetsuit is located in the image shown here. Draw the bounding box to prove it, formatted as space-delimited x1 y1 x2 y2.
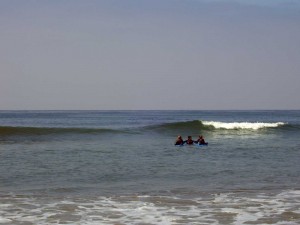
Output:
175 139 184 145
197 138 207 145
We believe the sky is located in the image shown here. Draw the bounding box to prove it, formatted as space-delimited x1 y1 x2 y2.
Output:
1 0 300 110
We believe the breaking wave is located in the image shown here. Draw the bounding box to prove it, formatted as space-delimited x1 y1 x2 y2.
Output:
145 120 288 132
202 121 286 130
0 121 291 137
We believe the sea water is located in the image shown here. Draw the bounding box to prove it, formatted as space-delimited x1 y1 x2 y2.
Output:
0 110 299 224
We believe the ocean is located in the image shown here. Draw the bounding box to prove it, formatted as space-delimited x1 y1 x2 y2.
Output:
0 110 299 225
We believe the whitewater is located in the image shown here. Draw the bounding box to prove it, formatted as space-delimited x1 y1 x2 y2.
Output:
202 121 285 130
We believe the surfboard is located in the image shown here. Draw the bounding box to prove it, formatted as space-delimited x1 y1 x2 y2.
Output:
175 143 208 146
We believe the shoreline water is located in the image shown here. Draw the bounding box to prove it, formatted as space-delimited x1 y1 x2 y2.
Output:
1 189 300 224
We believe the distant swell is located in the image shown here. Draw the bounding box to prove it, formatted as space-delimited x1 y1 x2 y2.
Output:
0 126 121 136
202 121 286 130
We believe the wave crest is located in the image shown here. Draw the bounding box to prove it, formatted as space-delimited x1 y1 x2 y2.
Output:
202 121 285 130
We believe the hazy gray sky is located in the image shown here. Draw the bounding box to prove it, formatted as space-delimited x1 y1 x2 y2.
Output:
1 0 300 110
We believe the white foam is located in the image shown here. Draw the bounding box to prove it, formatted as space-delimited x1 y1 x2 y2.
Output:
203 121 285 130
0 190 299 224
0 217 12 223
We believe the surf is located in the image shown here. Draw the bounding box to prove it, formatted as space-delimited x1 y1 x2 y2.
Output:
143 120 287 133
202 121 286 130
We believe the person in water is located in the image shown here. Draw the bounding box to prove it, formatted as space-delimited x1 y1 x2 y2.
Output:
196 135 207 145
185 136 195 145
175 135 184 145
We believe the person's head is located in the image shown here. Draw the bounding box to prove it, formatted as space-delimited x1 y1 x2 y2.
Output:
177 135 182 140
188 136 192 139
199 135 203 138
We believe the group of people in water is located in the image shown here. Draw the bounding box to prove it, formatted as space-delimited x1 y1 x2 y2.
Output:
175 135 207 146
